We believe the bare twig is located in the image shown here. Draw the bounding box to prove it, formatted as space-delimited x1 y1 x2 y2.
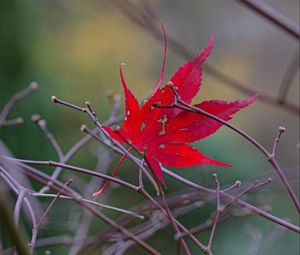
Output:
4 160 161 255
236 0 300 39
0 181 30 255
0 167 38 252
49 95 299 232
155 82 300 212
31 115 64 161
68 151 111 255
160 195 191 255
0 82 38 126
30 179 73 252
3 156 139 192
30 192 144 219
1 117 24 126
278 48 300 102
112 0 299 115
206 174 221 254
271 126 286 156
162 166 299 233
14 188 27 228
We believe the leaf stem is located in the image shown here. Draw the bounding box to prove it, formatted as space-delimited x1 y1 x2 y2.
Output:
92 146 133 198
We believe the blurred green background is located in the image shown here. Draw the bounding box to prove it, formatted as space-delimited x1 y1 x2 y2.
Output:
0 0 299 254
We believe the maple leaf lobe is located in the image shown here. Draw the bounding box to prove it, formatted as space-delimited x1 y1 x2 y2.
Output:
101 34 256 191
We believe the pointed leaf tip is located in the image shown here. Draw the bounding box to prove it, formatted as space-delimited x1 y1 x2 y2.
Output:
198 34 214 64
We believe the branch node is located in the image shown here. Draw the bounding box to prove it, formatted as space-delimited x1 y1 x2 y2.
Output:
80 125 88 132
51 96 57 103
31 114 41 122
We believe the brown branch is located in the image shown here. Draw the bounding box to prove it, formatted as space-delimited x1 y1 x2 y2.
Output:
162 166 299 233
3 156 140 193
206 174 221 254
236 0 300 39
271 126 286 156
3 159 161 255
31 115 64 161
13 188 27 229
50 95 299 234
0 82 38 127
278 48 299 102
112 0 299 115
0 167 38 253
156 82 300 212
160 195 191 255
0 180 30 255
30 180 72 252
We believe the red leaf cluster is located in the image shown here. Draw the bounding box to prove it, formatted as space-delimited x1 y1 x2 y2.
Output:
93 29 256 197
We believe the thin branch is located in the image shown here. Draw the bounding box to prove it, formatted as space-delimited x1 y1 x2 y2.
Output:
271 126 286 156
30 180 73 252
53 96 159 193
222 180 242 192
156 82 300 212
175 214 231 240
207 174 221 253
3 156 139 192
112 0 299 115
5 160 160 255
0 82 38 126
30 192 144 219
0 167 38 252
50 95 299 232
1 117 24 126
160 195 191 255
0 181 30 255
236 0 300 39
278 48 299 102
5 155 208 253
31 115 64 161
68 150 111 255
221 178 272 210
13 188 27 228
38 108 123 195
161 166 299 233
140 188 209 254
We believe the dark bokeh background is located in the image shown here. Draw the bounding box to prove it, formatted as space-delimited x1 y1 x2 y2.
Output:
0 0 299 254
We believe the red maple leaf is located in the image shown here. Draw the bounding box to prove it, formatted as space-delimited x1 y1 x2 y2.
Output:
93 28 256 198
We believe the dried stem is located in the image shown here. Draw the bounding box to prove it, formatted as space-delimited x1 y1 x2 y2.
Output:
13 188 27 228
162 166 299 233
271 126 286 156
30 192 144 219
113 0 299 115
0 82 38 127
3 156 140 192
50 95 299 233
236 0 300 39
4 159 161 255
155 82 300 212
31 115 64 161
160 194 191 255
30 180 73 252
0 167 38 252
278 48 299 102
0 181 30 255
206 174 221 254
53 96 159 193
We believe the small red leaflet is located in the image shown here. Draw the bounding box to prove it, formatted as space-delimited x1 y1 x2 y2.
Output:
93 25 256 198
